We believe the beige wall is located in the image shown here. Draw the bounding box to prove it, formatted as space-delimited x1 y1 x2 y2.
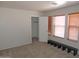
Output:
0 7 40 50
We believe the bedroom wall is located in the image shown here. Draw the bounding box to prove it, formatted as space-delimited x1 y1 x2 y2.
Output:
41 4 79 54
0 7 40 50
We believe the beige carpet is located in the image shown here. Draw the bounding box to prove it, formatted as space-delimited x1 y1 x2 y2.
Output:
0 41 79 58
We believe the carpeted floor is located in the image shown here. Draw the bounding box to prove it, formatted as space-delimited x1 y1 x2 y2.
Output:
0 41 79 58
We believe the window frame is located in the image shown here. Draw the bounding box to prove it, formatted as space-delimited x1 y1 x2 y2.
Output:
67 13 79 42
53 15 66 38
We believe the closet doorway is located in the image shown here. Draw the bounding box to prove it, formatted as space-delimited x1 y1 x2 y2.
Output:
32 17 39 42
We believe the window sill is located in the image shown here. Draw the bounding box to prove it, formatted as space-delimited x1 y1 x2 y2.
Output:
68 39 78 42
53 35 64 39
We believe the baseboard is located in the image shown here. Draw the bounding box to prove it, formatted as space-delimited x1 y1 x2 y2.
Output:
32 37 39 40
0 41 32 51
78 51 79 55
39 40 47 43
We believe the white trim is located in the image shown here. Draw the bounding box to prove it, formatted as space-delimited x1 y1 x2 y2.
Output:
78 51 79 55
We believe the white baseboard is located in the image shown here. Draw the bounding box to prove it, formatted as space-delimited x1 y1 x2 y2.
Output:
0 41 32 51
78 51 79 55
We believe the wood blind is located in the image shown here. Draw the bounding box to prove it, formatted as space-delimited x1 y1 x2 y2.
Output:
48 16 52 36
68 13 79 41
53 16 65 38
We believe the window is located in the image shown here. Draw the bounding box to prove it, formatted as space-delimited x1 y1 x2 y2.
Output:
68 13 79 41
53 16 65 38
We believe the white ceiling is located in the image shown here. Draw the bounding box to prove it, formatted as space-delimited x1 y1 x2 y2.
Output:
0 1 79 12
